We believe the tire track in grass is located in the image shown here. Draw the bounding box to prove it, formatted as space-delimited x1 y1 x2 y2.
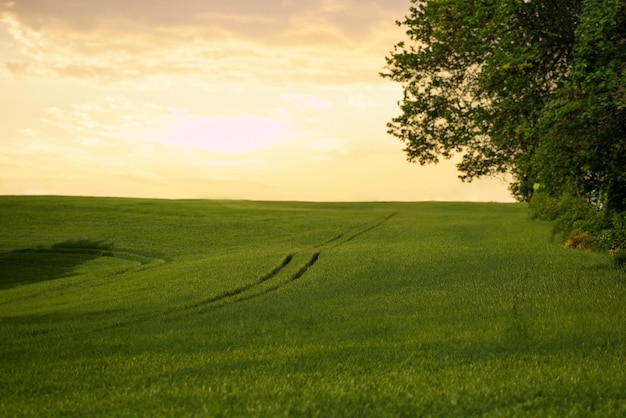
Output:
314 234 344 248
331 212 397 248
93 212 397 329
169 213 396 313
194 212 397 311
198 252 320 312
90 252 298 331
186 253 295 309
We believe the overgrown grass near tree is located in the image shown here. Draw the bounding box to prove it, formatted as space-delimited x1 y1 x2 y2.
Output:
1 196 625 416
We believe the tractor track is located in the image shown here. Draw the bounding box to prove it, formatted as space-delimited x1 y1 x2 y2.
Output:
191 211 397 312
90 211 397 331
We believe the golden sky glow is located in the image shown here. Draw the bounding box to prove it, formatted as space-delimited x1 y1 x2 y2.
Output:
0 0 513 201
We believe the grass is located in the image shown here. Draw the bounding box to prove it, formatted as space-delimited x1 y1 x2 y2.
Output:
0 196 625 416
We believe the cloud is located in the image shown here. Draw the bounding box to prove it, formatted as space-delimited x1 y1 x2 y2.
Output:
348 94 380 109
41 96 156 140
1 0 404 38
36 95 298 158
281 93 331 110
0 0 409 84
2 0 303 33
305 138 349 161
145 115 293 154
17 127 38 136
0 1 518 202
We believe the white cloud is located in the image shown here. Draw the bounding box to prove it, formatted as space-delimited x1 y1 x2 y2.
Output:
39 96 297 156
18 128 38 136
306 138 348 154
0 0 408 85
73 137 100 146
281 93 331 109
144 115 293 154
348 94 380 109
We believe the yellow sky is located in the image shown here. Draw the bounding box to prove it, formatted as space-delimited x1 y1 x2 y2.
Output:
0 0 514 202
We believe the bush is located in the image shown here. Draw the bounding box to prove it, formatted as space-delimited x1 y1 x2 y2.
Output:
529 190 604 238
528 190 559 221
565 230 592 249
529 191 626 270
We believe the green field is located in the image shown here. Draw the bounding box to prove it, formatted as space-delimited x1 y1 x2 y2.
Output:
1 196 625 417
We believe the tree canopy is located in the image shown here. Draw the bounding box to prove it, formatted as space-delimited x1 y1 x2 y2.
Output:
382 0 626 212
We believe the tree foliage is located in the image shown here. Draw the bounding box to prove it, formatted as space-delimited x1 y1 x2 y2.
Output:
535 0 626 212
382 0 625 212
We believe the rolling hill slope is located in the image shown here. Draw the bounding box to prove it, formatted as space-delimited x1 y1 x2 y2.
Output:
1 197 624 416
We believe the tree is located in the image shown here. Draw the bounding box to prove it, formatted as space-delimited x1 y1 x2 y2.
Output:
535 0 626 212
383 0 626 258
380 0 581 201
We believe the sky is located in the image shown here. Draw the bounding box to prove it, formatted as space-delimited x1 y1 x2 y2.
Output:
0 0 514 202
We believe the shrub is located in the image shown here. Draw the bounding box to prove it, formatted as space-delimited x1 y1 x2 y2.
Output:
528 190 559 221
529 191 626 268
529 190 604 239
564 230 592 249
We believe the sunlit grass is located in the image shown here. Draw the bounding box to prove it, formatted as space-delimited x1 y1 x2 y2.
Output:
1 197 625 416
